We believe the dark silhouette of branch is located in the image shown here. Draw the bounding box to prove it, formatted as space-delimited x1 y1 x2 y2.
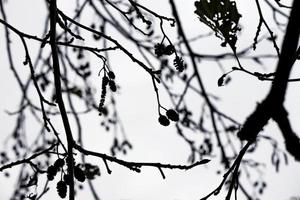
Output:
49 0 75 199
200 142 251 200
169 0 230 168
56 8 159 82
238 0 300 142
255 0 281 56
0 143 57 172
73 142 210 175
59 48 101 200
272 106 300 161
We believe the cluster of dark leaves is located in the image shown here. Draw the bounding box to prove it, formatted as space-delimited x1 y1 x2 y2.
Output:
158 109 179 126
194 0 241 49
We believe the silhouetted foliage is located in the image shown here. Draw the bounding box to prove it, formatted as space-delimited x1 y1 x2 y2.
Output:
0 0 300 199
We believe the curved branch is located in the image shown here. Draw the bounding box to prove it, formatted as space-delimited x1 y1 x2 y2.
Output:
238 0 300 148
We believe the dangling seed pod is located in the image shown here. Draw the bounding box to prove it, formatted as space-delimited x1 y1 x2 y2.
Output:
99 76 109 115
56 180 67 198
158 115 170 126
108 71 115 79
47 165 58 181
173 56 186 72
54 158 65 169
109 80 117 92
166 109 179 121
74 165 86 182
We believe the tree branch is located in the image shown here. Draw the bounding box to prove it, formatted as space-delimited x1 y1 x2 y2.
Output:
73 142 210 173
0 143 57 172
238 0 300 144
49 1 75 199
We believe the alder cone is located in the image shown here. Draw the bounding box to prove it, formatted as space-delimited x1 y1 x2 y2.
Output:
108 71 115 79
47 165 58 180
47 173 54 181
54 158 65 169
74 165 86 182
158 115 170 126
109 80 117 92
164 45 175 55
102 76 109 85
57 180 67 198
166 109 179 121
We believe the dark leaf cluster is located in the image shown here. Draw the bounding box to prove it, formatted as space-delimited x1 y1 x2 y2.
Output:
194 0 241 49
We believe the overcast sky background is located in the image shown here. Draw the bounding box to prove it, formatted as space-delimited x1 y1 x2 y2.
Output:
0 0 300 199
